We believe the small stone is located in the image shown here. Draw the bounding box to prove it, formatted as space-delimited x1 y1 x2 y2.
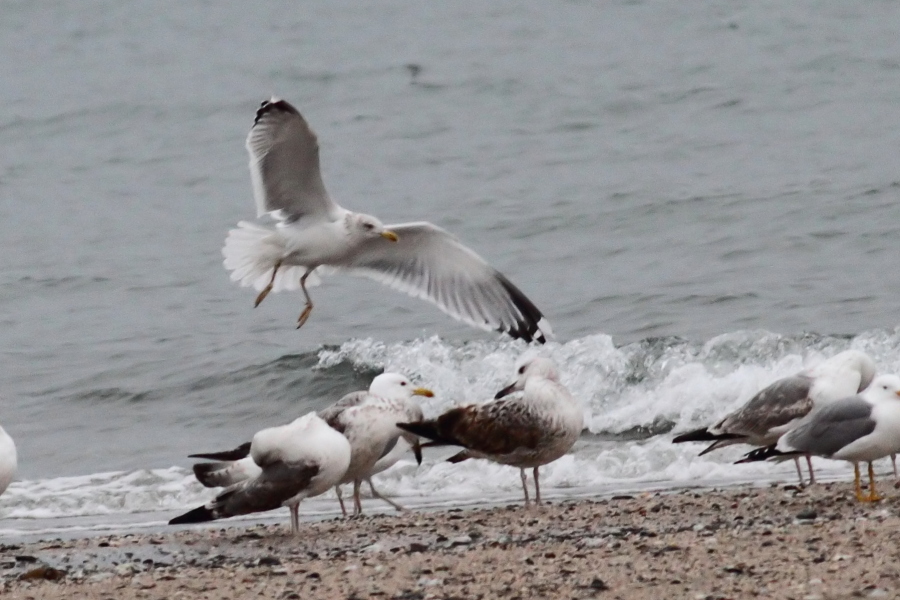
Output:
256 556 281 567
409 542 429 553
19 566 67 581
796 509 817 520
115 563 139 577
449 536 472 547
589 578 609 591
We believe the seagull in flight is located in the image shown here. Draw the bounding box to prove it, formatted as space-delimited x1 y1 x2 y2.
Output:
222 98 552 343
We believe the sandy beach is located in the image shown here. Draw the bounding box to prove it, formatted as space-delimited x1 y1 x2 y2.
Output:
3 481 900 600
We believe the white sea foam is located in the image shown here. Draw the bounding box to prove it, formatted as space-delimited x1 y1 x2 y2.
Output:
4 329 900 532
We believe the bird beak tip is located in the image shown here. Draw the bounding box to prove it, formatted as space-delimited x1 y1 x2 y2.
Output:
413 388 434 398
494 383 516 399
381 230 399 242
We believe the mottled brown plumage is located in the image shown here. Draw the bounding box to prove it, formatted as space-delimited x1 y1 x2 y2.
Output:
399 357 582 506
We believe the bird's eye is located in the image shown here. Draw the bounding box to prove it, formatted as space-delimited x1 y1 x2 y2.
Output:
518 366 526 374
363 223 374 230
401 381 407 386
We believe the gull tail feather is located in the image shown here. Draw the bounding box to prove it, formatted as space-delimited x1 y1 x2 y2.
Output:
735 445 794 464
397 421 455 446
222 221 321 292
193 459 261 488
169 505 215 525
189 442 252 462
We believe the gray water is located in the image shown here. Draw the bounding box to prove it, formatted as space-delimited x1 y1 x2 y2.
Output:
2 0 900 503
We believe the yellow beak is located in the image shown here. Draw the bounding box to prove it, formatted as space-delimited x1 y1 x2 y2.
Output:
895 390 900 397
381 230 399 242
412 387 434 398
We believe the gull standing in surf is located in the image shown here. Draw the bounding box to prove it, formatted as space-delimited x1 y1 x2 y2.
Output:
672 350 876 485
222 98 552 343
0 423 16 497
398 357 582 506
737 374 900 502
169 413 351 534
186 373 432 517
318 373 433 517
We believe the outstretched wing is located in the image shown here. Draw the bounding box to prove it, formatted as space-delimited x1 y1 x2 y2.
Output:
345 222 551 343
246 98 340 221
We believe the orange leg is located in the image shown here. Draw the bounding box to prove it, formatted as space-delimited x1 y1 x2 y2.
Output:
254 260 282 307
865 462 883 502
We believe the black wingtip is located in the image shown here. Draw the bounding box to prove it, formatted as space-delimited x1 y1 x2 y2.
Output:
496 275 549 344
188 442 252 462
735 445 786 464
169 505 215 526
397 421 438 440
254 97 300 125
672 428 716 444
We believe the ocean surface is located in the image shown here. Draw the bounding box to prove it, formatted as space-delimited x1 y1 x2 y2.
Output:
3 0 900 537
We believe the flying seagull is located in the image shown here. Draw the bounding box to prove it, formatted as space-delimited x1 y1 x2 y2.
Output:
222 98 552 343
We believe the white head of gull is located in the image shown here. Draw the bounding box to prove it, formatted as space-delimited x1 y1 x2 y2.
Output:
398 356 583 506
318 372 433 516
222 97 552 343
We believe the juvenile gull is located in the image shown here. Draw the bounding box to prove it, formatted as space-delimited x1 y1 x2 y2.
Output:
170 413 351 534
188 373 432 517
737 374 900 502
672 350 876 484
222 98 552 343
398 357 582 506
318 373 432 516
0 423 16 497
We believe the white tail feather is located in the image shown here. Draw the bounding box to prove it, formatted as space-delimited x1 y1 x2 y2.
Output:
222 221 321 292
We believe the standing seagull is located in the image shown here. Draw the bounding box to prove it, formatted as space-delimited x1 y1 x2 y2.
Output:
672 350 876 484
319 373 433 516
170 413 351 534
0 423 16 497
222 98 551 343
737 374 900 502
187 373 432 517
398 357 583 506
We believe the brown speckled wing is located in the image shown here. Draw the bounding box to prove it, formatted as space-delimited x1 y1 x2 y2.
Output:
437 400 544 456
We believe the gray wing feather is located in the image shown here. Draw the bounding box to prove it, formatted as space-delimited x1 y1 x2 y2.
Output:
318 391 369 430
246 99 339 221
344 222 548 343
783 397 875 457
378 435 399 460
212 461 319 519
716 375 814 437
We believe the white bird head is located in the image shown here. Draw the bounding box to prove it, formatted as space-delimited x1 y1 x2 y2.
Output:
812 350 877 391
351 213 398 242
368 372 434 401
368 373 432 465
495 356 560 399
862 374 900 403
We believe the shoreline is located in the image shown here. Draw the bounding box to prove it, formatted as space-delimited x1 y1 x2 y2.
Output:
4 480 900 599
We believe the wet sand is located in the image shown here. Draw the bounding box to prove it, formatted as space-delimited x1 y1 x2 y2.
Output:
3 481 900 600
